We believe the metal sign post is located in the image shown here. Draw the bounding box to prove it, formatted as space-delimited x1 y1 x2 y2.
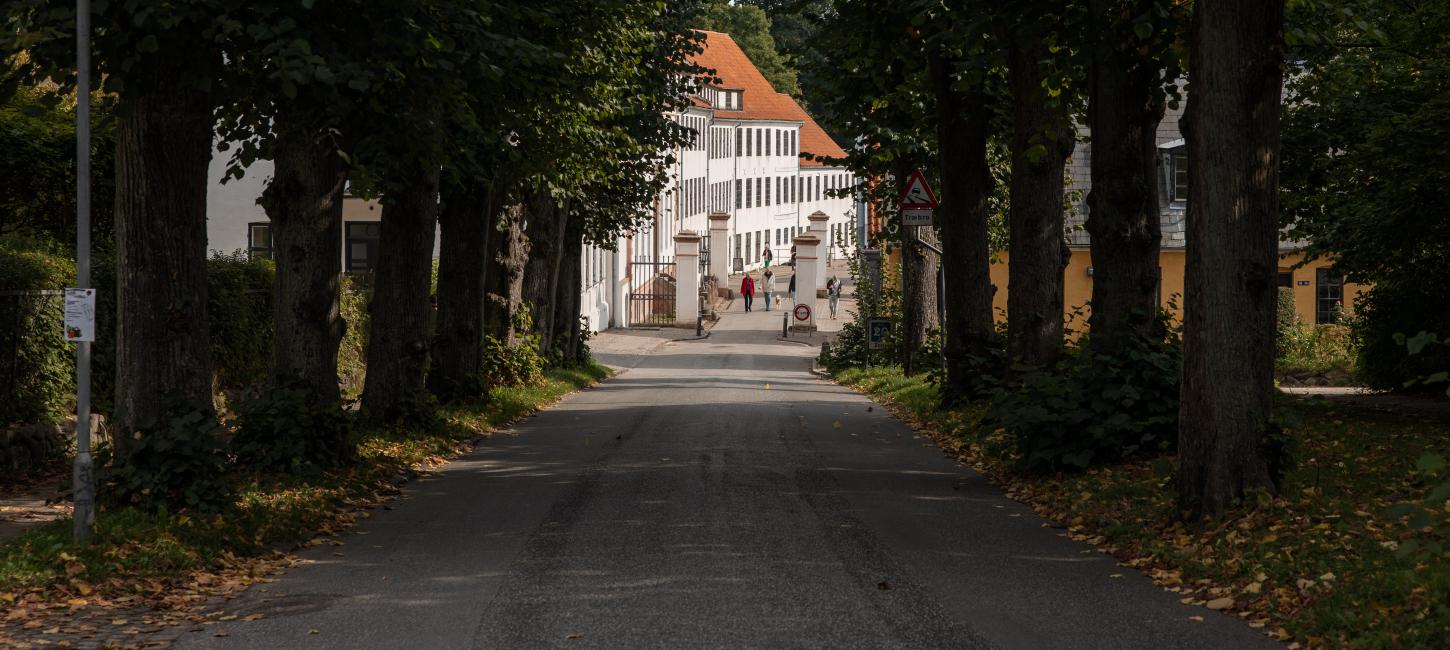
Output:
72 0 96 543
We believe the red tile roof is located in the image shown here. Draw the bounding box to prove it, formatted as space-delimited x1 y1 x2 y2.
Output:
692 30 847 167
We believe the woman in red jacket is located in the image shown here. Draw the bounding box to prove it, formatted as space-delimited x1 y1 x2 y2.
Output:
740 273 756 312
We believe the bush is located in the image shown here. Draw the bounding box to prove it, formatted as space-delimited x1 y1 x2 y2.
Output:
482 336 545 388
206 252 274 392
1354 276 1450 391
233 385 356 474
99 402 231 513
338 273 371 399
0 236 75 426
983 327 1181 473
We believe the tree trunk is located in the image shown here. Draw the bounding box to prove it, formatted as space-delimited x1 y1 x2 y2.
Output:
897 164 940 376
1085 0 1167 357
551 210 585 364
522 191 566 354
112 84 216 452
931 55 999 403
360 168 440 423
1177 0 1285 519
1007 39 1076 368
429 178 491 401
484 202 528 346
260 124 345 403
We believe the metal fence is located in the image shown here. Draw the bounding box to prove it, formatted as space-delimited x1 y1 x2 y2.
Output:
628 260 677 327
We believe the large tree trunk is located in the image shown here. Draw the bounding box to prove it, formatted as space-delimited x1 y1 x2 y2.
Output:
112 84 215 452
521 191 566 355
1085 0 1167 357
1177 0 1285 519
484 202 528 346
260 124 345 403
429 178 491 401
360 168 441 423
931 55 999 403
551 211 585 364
1007 39 1076 368
897 163 940 376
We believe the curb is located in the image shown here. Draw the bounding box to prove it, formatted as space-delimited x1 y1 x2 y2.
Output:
775 337 816 347
670 331 711 342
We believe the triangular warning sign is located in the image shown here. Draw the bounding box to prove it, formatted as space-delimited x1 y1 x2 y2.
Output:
898 169 938 209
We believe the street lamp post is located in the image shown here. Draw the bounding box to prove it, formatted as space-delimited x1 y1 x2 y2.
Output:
73 0 95 543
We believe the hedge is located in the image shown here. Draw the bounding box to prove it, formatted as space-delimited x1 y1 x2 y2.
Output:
0 245 279 431
0 237 75 426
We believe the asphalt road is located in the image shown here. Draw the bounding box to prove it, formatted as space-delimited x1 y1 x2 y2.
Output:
172 305 1277 649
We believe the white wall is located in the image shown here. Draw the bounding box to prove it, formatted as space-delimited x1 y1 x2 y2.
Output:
205 154 270 256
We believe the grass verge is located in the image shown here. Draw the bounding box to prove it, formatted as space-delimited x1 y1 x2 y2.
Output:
834 365 1450 649
0 362 610 638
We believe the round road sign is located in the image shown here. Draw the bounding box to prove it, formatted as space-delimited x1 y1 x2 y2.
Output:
794 304 811 321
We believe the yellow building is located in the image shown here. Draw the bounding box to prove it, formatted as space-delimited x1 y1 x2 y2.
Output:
985 248 1366 328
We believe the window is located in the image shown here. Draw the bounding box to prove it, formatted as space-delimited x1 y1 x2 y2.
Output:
766 176 771 206
1173 153 1188 202
734 233 741 263
746 232 753 262
756 129 763 157
247 222 273 260
736 129 743 157
1316 269 1344 324
345 222 381 272
735 179 743 209
791 131 796 155
746 129 752 156
755 177 762 206
776 130 782 156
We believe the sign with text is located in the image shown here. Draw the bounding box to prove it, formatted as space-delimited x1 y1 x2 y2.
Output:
902 209 933 227
867 317 891 350
63 288 96 342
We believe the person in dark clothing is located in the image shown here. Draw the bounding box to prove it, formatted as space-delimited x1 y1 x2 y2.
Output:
740 274 756 312
787 273 796 303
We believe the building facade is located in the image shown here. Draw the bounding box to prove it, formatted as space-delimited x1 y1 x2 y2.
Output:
204 29 858 332
984 101 1362 327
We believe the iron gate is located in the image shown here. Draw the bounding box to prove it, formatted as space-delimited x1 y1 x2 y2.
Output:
628 259 677 327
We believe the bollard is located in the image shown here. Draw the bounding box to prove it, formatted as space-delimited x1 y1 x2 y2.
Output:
696 315 703 337
782 312 788 337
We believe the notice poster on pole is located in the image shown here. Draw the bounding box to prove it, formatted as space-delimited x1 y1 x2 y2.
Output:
64 288 96 342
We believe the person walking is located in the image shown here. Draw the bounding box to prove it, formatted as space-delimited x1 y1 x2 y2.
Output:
762 268 774 311
827 275 841 319
740 273 756 312
762 247 773 268
787 272 797 305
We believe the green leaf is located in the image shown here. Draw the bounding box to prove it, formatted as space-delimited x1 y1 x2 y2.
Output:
1415 452 1446 474
1406 331 1436 356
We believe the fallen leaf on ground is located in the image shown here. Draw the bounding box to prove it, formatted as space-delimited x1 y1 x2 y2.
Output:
1206 597 1235 611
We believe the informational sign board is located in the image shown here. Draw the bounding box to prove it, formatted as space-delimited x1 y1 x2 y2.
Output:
867 317 891 350
63 288 96 342
734 257 745 273
794 303 812 322
902 209 933 227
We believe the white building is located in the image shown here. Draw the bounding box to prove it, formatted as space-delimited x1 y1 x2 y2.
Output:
589 30 858 328
205 30 857 332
